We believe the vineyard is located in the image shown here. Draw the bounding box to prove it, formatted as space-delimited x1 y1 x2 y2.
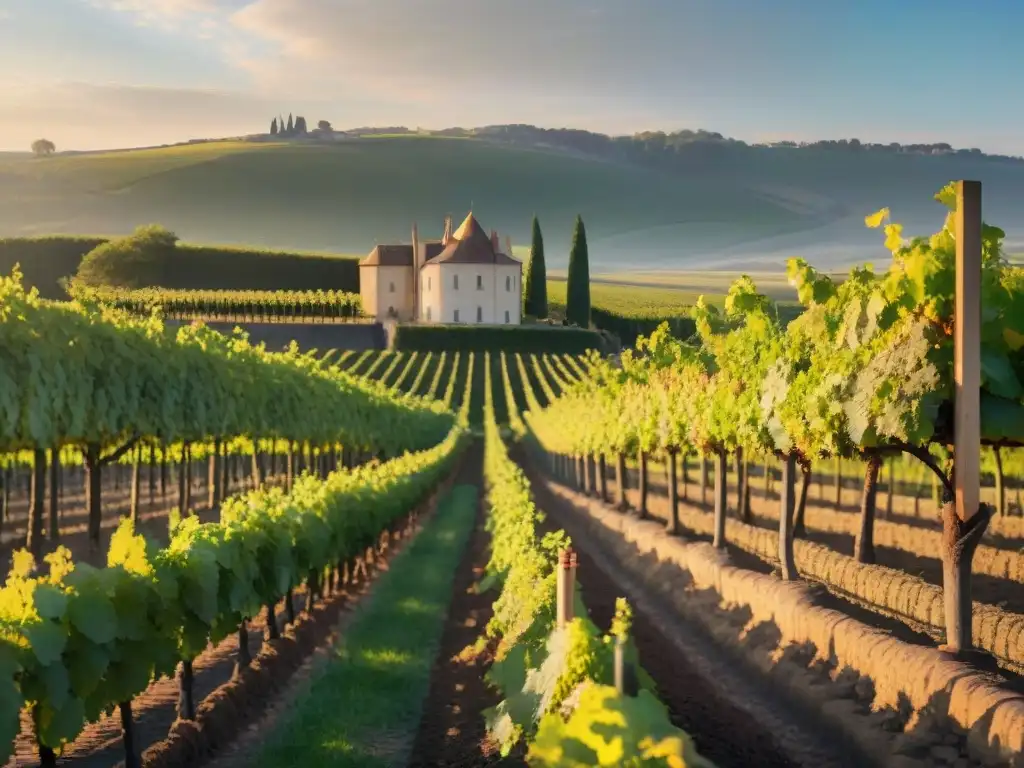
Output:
2 182 1024 768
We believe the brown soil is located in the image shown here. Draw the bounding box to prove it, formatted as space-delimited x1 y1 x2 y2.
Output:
631 468 1024 627
406 466 524 768
521 451 806 768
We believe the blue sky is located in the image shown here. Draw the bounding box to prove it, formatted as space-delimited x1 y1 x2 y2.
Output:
1 0 1022 153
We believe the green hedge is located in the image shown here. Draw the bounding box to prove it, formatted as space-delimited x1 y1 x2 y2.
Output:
590 308 697 348
0 236 361 298
392 324 605 354
0 236 105 299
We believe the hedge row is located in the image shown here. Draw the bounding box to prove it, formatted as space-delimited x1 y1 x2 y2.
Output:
392 324 605 354
0 236 360 299
590 309 696 348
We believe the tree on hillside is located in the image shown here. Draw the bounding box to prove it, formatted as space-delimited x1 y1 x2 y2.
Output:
565 215 591 328
270 117 278 135
523 216 548 318
294 116 308 134
286 113 294 134
31 139 56 157
317 119 332 132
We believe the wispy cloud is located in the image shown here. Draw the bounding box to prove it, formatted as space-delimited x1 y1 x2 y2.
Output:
0 81 278 150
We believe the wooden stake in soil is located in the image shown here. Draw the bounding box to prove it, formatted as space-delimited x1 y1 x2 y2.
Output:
943 179 993 656
556 549 577 627
614 635 639 697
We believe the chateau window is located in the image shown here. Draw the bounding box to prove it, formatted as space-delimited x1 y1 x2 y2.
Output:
504 310 510 323
476 274 483 290
453 275 459 290
389 282 395 293
476 306 483 322
505 275 511 292
454 309 460 322
427 276 432 291
427 306 432 321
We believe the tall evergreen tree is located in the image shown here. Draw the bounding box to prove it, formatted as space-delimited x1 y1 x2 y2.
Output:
286 113 294 134
565 214 591 328
270 117 278 135
294 116 307 134
522 216 548 318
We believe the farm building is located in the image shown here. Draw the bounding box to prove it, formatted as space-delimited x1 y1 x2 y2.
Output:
359 212 523 325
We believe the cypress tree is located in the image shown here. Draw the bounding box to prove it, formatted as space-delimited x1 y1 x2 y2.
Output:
565 214 591 327
286 113 294 134
523 216 548 318
270 117 278 135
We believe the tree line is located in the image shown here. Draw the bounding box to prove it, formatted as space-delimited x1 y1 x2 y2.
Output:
270 114 335 137
521 215 590 329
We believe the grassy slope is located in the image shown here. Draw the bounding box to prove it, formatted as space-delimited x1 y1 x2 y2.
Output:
254 483 477 768
0 138 814 262
4 136 1021 306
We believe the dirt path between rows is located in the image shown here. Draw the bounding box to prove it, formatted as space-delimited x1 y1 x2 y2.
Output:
517 447 863 768
406 447 523 768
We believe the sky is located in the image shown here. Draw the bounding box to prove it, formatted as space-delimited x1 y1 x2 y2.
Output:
1 0 1023 153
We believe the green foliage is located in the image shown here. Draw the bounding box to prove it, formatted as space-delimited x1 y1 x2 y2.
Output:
524 217 549 319
67 285 362 322
0 235 360 300
0 423 465 757
391 325 604 355
533 185 1024 470
529 684 709 767
565 216 591 328
0 267 452 455
478 357 705 765
74 225 180 289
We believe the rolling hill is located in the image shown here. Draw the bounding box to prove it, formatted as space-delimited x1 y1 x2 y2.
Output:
1 134 1023 278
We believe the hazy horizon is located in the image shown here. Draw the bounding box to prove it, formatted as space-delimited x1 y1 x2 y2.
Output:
2 1 1023 154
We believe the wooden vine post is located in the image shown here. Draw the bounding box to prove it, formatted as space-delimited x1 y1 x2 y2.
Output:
942 179 990 657
556 549 577 627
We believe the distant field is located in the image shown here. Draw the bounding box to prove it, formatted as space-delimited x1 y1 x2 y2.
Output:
0 138 811 271
546 275 802 320
12 135 1022 274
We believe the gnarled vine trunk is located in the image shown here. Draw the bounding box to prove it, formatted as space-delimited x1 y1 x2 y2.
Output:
48 448 60 542
735 448 749 522
666 450 679 535
27 448 47 558
779 453 798 580
854 454 881 564
993 446 1005 516
85 444 103 553
713 449 727 549
616 453 628 511
598 454 608 502
637 451 649 519
793 461 811 539
941 494 992 654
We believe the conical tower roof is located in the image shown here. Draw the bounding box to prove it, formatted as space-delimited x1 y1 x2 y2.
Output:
429 211 517 265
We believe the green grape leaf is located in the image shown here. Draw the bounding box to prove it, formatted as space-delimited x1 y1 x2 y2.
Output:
67 590 118 646
40 661 71 711
37 696 86 749
981 348 1023 400
26 620 68 666
32 584 68 621
980 393 1024 443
